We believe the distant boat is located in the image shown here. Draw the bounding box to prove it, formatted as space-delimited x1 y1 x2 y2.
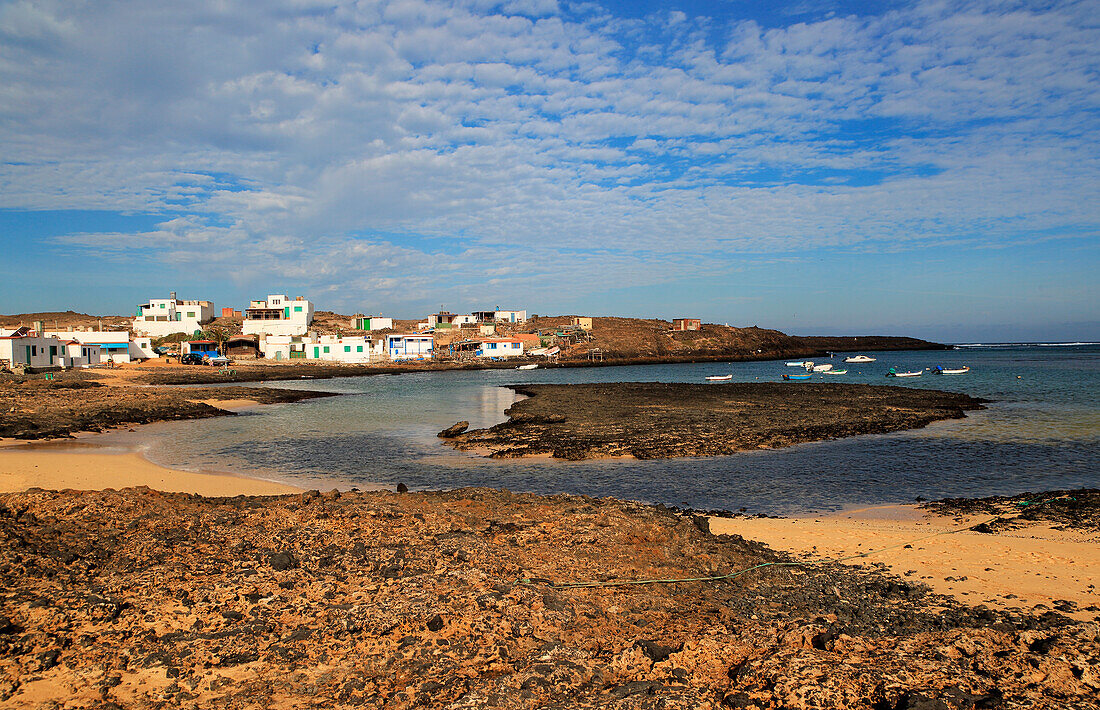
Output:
812 363 833 372
823 369 848 375
517 363 538 370
786 361 813 367
706 374 733 381
886 367 922 378
844 355 876 363
933 366 970 375
783 373 812 381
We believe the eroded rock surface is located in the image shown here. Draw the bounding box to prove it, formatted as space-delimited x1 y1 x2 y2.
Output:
0 488 1096 709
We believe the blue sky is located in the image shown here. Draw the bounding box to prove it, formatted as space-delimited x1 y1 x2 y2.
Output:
1 0 1097 342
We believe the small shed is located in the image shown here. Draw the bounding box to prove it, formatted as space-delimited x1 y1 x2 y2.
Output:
182 340 219 357
225 335 260 359
672 318 701 331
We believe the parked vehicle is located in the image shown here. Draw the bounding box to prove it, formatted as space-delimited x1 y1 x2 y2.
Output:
180 353 204 365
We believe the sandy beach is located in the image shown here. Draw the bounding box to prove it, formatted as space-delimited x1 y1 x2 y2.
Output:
0 447 302 497
710 505 1100 620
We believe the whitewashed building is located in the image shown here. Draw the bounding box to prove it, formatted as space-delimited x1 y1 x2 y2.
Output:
243 295 314 337
385 334 434 360
0 328 102 370
258 333 374 363
475 338 524 359
45 331 157 364
351 315 394 331
473 309 527 324
132 295 214 337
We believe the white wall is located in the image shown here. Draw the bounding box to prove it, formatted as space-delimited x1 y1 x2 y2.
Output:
475 340 523 358
46 331 156 364
243 295 314 336
132 298 213 337
386 335 434 360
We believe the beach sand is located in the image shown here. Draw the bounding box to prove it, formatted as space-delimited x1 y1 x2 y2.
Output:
0 447 302 497
710 505 1099 620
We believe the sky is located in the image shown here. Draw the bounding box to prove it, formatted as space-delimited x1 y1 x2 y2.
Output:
1 0 1097 342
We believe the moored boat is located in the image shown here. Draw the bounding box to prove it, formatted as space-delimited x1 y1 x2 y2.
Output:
823 369 848 375
812 363 833 372
886 367 922 378
933 366 970 375
705 375 733 381
783 373 812 381
844 355 876 363
516 364 538 370
786 361 813 367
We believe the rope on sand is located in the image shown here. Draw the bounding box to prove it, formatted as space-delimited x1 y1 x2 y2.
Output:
519 495 1073 590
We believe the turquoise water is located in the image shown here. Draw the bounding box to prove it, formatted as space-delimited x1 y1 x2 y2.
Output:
115 344 1099 515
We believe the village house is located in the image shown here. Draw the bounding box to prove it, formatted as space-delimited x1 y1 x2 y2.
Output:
224 335 260 359
45 330 157 364
132 293 214 337
0 327 102 371
672 318 701 331
351 315 394 331
475 338 524 359
571 317 593 331
385 334 434 360
473 309 527 324
243 295 314 337
181 340 219 358
428 311 459 329
221 308 243 318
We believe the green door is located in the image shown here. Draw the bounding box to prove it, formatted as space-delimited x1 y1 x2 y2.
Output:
285 306 290 319
25 345 31 363
314 347 319 358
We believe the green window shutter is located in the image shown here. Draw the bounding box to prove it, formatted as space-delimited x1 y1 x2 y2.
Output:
323 346 329 353
160 303 165 308
357 346 363 352
284 307 290 318
294 306 303 312
344 346 350 352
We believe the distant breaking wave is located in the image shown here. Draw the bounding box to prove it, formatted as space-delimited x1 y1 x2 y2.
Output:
953 342 1100 348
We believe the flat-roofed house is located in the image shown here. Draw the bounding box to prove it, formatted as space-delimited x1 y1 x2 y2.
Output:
672 318 701 331
45 330 157 364
385 334 434 360
475 338 523 359
352 315 394 331
133 295 214 337
243 295 314 337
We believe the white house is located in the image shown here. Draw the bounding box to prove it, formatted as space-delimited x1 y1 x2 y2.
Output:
351 315 394 331
385 334 434 360
475 338 524 359
257 334 374 363
45 331 157 364
258 334 309 361
132 295 214 337
0 328 101 370
243 295 314 337
60 340 103 368
473 309 527 324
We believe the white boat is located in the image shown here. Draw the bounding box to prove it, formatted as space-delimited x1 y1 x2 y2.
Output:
812 363 833 372
886 368 922 377
786 361 813 367
516 364 538 370
706 375 733 381
933 366 970 375
844 355 876 363
823 369 848 375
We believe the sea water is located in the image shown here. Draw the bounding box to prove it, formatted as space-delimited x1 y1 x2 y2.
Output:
111 344 1099 515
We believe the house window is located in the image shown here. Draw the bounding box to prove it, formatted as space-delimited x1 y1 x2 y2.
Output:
294 306 303 313
356 346 363 352
160 303 165 309
187 311 195 318
31 346 37 356
323 346 330 353
344 346 350 352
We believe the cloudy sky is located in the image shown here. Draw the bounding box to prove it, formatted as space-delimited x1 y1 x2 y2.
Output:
1 0 1097 341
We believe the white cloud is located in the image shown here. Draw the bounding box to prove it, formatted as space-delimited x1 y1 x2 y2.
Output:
1 0 1098 314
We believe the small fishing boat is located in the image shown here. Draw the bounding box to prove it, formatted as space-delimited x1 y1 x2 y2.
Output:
823 369 848 375
933 366 970 375
783 373 812 381
786 361 813 367
516 363 538 370
844 355 876 363
705 374 733 381
886 367 922 378
812 363 833 372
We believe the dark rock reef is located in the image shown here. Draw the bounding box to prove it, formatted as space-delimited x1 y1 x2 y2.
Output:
922 489 1100 533
443 382 985 460
0 487 1096 709
0 379 335 439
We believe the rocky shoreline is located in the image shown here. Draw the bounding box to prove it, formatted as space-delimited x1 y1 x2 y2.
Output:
0 486 1096 709
0 379 335 440
441 382 985 460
